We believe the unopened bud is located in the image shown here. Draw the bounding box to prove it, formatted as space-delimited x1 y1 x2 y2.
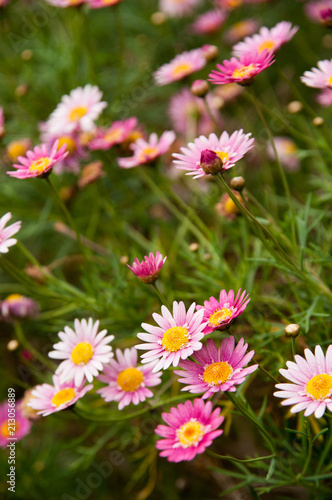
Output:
200 149 223 175
189 242 199 252
285 324 300 338
320 8 332 27
151 11 167 25
313 116 324 127
287 101 303 114
15 84 29 97
201 44 219 61
191 79 209 98
21 49 33 61
230 176 245 191
7 339 19 351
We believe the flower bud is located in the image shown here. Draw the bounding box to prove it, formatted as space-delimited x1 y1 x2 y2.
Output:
200 149 223 175
285 324 300 338
230 176 245 191
313 116 324 127
287 101 303 114
201 44 219 61
191 79 209 98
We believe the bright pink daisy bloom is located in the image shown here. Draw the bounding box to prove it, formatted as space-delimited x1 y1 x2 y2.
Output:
316 88 332 106
174 337 258 399
274 345 332 419
154 49 207 86
117 131 175 169
208 51 275 86
127 251 167 284
305 1 332 26
232 21 298 57
48 318 114 386
97 347 162 410
191 10 227 36
0 212 21 254
301 60 332 89
27 374 93 417
197 289 250 334
7 140 68 179
155 398 224 462
87 0 122 7
0 400 32 448
0 294 40 321
136 301 206 373
173 130 254 179
159 0 202 18
89 117 138 151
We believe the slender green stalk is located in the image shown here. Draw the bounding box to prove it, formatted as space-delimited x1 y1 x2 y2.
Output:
301 419 313 477
208 450 275 464
291 338 296 358
14 321 55 370
151 282 172 310
316 420 332 474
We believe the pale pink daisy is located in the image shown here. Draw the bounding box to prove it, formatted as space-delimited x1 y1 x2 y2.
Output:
159 0 202 18
274 345 332 419
117 131 175 169
301 60 332 89
136 301 206 373
266 137 300 172
197 289 250 334
232 22 298 57
89 117 138 151
127 251 167 284
305 1 332 26
174 337 258 399
97 347 162 410
316 88 332 106
0 294 40 321
48 318 114 386
0 212 21 254
224 19 260 44
191 10 227 36
7 140 68 179
173 130 254 179
0 400 32 448
155 398 224 462
208 51 275 86
154 49 207 86
27 374 93 417
87 0 122 7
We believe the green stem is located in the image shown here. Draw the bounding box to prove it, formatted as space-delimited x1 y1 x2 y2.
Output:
208 450 275 464
151 282 171 310
316 420 332 474
301 418 313 477
291 338 296 358
14 321 55 370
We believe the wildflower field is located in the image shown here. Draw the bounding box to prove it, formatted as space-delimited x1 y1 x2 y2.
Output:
1 0 332 498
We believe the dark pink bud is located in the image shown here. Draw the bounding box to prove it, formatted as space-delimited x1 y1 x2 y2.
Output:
200 149 223 175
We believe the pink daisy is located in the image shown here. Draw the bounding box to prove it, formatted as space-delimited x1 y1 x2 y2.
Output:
274 345 332 419
0 294 40 321
117 131 175 169
301 60 332 89
27 374 93 417
7 140 68 179
135 301 206 373
316 88 332 106
266 137 300 172
0 212 21 254
197 289 250 335
48 318 114 386
191 10 227 36
89 117 138 151
232 22 298 57
173 130 254 179
174 337 258 399
154 49 207 86
305 1 332 26
209 51 275 86
159 0 202 18
155 398 224 462
87 0 122 7
97 347 162 410
0 400 32 448
127 251 167 284
44 0 85 7
223 19 260 45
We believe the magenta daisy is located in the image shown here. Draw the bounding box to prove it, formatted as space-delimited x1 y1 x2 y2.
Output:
135 301 206 373
305 1 332 26
48 318 114 386
27 374 93 417
208 51 275 86
89 117 138 151
191 10 227 36
301 60 332 89
173 130 254 179
117 131 175 169
127 251 167 284
0 294 40 321
0 400 32 449
0 212 21 254
154 49 207 86
97 347 162 410
274 345 332 419
197 289 250 334
174 337 258 399
155 398 224 462
7 140 68 179
159 0 202 18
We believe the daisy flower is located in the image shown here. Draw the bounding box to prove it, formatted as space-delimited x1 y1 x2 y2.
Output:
44 0 85 7
0 400 32 448
0 212 21 254
7 140 68 179
155 398 224 462
174 337 258 399
97 347 162 410
127 251 167 284
266 137 300 172
159 0 202 18
27 374 93 417
135 301 206 373
173 130 254 179
48 318 114 386
6 138 32 162
154 49 207 86
0 294 40 321
301 60 332 89
215 190 246 220
223 19 260 45
191 10 227 36
87 0 122 7
232 22 298 57
197 288 250 334
316 88 332 107
305 1 332 26
274 345 332 419
89 117 138 151
117 131 175 169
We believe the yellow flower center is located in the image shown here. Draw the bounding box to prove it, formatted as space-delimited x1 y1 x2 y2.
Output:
233 64 256 80
224 197 239 215
227 0 242 7
117 367 144 392
6 294 23 302
71 342 94 365
203 361 233 385
162 326 189 352
231 21 252 38
138 146 159 163
176 419 205 448
104 128 123 143
209 307 233 326
172 62 193 78
51 388 76 407
29 157 52 174
7 140 30 161
69 106 87 122
215 151 230 164
101 0 119 4
1 420 19 438
57 136 76 155
258 40 275 53
283 142 297 154
306 374 332 401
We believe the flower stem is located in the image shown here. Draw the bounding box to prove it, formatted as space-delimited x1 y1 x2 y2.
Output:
14 321 55 370
301 418 313 477
151 282 171 310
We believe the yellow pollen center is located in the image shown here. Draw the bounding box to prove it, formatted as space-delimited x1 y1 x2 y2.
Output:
57 136 76 155
258 40 275 53
29 157 52 174
69 106 87 122
104 128 123 143
7 141 29 161
227 0 242 7
177 419 205 448
172 62 193 78
203 361 233 385
71 342 94 365
306 374 332 401
138 146 159 163
283 142 297 154
224 197 239 215
215 151 230 164
162 326 189 352
101 0 119 4
117 367 144 392
51 388 76 407
6 294 23 302
209 307 233 326
328 75 332 87
1 420 19 438
233 64 256 80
